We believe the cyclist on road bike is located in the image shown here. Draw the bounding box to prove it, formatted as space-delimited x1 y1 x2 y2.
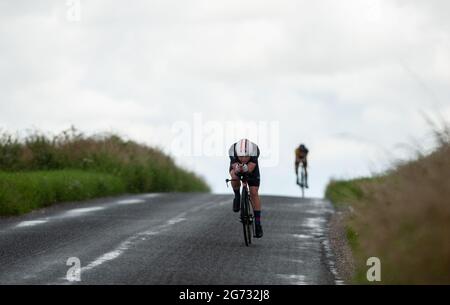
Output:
295 144 309 188
228 139 263 238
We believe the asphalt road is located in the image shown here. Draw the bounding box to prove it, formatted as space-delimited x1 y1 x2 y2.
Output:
0 193 342 285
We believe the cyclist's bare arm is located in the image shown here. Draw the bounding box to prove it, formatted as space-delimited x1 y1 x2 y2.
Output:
230 162 257 175
246 162 257 173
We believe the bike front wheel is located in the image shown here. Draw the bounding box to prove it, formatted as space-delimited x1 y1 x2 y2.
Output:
241 187 251 246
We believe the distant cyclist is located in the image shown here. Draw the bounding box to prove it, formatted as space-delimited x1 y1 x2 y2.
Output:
295 144 309 188
228 139 263 238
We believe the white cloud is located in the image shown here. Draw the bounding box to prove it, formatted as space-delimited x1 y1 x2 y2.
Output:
1 0 449 197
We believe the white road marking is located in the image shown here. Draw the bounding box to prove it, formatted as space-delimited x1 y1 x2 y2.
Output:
203 199 235 210
139 194 161 199
322 235 345 285
11 195 161 230
289 259 304 264
116 199 146 205
302 200 346 285
292 234 312 239
141 230 160 236
80 212 188 273
277 274 308 285
82 240 133 272
64 207 105 216
303 217 326 236
166 217 186 226
15 220 48 228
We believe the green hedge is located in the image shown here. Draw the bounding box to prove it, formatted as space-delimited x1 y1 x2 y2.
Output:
0 128 211 216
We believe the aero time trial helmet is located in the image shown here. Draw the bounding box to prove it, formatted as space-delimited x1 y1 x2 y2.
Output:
236 139 256 157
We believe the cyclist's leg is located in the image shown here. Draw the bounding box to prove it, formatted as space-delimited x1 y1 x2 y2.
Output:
298 160 305 187
303 159 309 187
248 173 262 223
249 185 263 238
247 171 261 211
295 159 300 185
249 186 261 211
302 157 308 188
229 166 241 212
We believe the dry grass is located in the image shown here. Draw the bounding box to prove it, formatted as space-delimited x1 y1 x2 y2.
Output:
326 125 450 284
355 140 450 284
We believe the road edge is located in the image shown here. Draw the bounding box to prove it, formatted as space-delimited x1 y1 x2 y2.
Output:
327 207 356 284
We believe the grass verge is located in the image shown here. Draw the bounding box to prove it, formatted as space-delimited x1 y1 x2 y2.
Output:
0 170 126 216
325 126 450 284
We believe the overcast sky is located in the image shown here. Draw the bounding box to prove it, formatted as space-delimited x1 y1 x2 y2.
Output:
1 0 449 197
